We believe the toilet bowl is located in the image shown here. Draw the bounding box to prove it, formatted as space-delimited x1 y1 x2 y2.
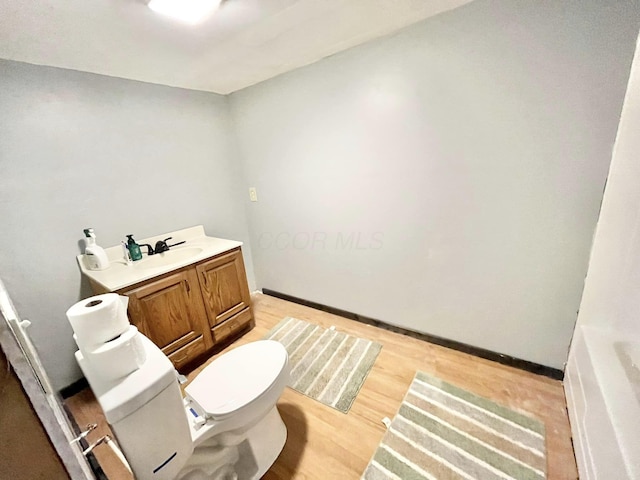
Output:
180 340 291 479
75 334 290 480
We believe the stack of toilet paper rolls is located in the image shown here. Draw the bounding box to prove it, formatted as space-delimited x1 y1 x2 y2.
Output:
66 293 146 382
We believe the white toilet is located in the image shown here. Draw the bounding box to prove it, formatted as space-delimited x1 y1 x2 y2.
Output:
75 333 290 480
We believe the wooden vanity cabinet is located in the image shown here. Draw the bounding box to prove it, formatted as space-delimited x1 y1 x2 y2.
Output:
197 249 251 328
121 268 212 370
117 247 253 370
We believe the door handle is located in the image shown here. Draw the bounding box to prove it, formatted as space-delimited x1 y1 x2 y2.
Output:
184 279 190 293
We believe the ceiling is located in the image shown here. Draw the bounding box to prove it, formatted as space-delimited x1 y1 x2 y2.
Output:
0 0 473 94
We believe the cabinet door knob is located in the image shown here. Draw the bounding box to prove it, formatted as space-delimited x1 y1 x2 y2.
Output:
184 279 190 293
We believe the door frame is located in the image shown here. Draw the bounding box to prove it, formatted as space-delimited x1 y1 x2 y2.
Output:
0 279 95 479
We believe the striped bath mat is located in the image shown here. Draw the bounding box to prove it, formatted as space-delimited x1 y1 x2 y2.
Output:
264 317 382 413
362 372 546 480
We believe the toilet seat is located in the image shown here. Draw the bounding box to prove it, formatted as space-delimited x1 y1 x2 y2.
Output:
185 340 288 419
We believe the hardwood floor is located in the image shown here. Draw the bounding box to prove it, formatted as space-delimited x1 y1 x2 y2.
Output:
65 293 578 479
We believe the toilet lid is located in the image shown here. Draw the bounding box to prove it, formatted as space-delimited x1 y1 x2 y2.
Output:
185 340 288 418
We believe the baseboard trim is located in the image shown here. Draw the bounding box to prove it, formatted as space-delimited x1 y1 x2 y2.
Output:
59 377 89 399
262 288 564 381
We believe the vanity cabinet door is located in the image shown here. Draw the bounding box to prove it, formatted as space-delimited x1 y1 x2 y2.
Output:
123 268 213 369
196 248 252 328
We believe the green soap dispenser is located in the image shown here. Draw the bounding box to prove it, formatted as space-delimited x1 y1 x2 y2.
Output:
126 235 143 261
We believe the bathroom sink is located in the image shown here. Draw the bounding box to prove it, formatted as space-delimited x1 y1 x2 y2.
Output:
136 247 203 270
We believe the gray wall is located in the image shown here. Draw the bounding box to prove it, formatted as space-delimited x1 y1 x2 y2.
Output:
230 0 640 369
0 60 255 390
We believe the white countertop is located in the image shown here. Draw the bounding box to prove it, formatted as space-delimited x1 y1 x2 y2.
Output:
77 225 242 292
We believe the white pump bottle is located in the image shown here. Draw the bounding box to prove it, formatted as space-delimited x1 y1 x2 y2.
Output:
84 228 110 271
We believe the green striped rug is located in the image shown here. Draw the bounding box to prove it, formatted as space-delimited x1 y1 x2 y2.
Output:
264 317 382 413
362 372 546 480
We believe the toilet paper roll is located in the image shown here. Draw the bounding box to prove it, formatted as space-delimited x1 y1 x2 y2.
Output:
77 325 146 382
66 293 130 349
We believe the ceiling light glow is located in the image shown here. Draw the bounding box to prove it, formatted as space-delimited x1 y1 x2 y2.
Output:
147 0 222 24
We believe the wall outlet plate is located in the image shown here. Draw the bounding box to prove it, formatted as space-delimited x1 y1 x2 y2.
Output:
249 187 258 202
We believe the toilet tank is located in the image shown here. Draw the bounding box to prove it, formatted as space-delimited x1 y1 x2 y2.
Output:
110 381 193 480
76 334 193 480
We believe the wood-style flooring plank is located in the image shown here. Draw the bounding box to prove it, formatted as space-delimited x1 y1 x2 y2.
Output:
66 293 578 479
